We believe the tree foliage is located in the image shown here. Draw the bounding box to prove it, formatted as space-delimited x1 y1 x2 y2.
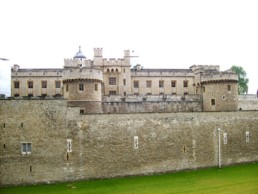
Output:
231 66 249 94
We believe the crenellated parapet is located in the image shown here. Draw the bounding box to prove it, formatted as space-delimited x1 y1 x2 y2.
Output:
201 72 238 84
64 58 92 68
191 65 220 72
62 68 103 83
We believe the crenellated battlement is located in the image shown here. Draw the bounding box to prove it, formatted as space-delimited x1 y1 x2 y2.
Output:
62 68 103 82
11 68 63 77
102 58 127 66
191 65 220 73
64 58 92 68
201 72 238 83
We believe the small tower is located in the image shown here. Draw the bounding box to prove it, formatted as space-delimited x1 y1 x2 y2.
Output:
62 47 103 113
93 48 103 66
199 66 239 111
64 46 91 68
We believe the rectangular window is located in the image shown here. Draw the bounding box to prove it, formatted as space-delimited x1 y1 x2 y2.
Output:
227 85 231 91
41 81 47 88
80 109 85 114
109 91 116 95
28 81 33 88
67 139 72 152
21 143 32 154
211 99 216 105
95 84 98 91
66 84 69 92
171 81 176 87
246 131 250 142
159 80 164 88
79 83 84 91
134 80 139 88
123 79 126 85
183 80 188 88
55 81 61 88
14 81 20 89
109 77 116 85
134 136 139 149
146 81 152 88
223 133 227 144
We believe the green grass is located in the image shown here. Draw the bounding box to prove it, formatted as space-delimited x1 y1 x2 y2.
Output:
1 163 258 194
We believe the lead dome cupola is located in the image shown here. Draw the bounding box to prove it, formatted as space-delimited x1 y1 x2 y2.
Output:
73 46 86 59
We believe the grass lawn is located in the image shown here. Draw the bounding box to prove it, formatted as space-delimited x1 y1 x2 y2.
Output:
1 162 258 194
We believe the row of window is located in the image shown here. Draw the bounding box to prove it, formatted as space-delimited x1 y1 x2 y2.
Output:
108 91 188 96
223 131 250 144
4 131 251 155
79 83 98 92
108 77 189 88
133 80 188 88
20 141 72 155
14 81 61 89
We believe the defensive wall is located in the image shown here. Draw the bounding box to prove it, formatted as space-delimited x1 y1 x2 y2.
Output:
102 94 202 113
238 94 258 110
0 99 258 186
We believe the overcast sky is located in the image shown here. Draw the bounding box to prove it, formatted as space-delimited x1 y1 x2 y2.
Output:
0 0 257 95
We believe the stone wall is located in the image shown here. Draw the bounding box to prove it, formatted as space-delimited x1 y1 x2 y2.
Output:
1 99 258 186
102 94 202 113
238 95 258 110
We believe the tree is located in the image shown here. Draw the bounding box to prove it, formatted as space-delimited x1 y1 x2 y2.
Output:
231 66 249 94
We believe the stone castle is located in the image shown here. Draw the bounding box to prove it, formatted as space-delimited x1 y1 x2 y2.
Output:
11 47 239 113
1 47 258 186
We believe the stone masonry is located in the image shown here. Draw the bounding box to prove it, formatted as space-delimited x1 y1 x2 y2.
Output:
0 99 257 185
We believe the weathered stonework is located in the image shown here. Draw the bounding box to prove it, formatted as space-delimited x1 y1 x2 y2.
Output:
238 95 258 110
10 48 239 113
1 99 257 186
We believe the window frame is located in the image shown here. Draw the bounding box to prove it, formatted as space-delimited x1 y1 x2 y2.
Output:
134 80 139 88
41 81 47 88
79 83 84 91
109 91 117 95
14 81 20 89
21 142 32 154
55 81 61 88
95 84 98 91
171 80 176 88
159 80 164 88
146 80 152 88
109 77 116 85
28 81 33 89
183 80 188 88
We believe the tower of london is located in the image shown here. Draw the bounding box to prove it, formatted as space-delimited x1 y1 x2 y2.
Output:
2 47 258 186
11 47 239 113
